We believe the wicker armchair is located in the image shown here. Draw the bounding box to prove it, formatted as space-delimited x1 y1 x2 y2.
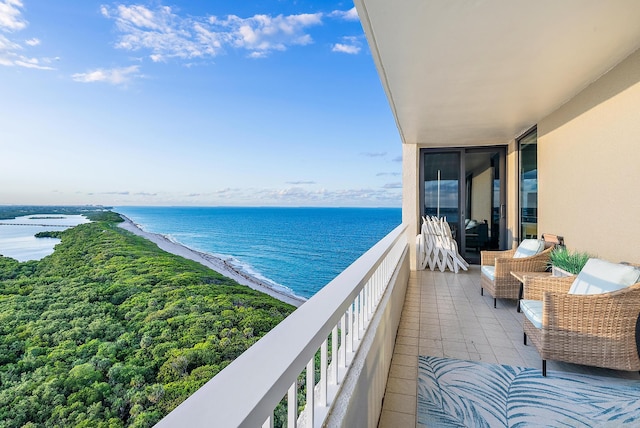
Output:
521 261 640 376
480 240 553 308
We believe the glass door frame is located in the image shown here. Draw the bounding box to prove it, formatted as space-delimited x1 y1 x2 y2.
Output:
419 146 508 258
517 126 538 242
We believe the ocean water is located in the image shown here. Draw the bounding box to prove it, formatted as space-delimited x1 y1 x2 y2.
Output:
115 207 401 298
0 214 91 262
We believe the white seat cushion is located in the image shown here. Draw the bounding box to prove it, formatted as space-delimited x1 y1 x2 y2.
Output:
481 265 495 281
520 299 543 329
513 239 545 258
568 258 640 295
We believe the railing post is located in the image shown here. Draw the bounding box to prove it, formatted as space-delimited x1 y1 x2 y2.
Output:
340 313 347 367
306 359 314 426
262 416 273 428
320 340 328 406
358 291 364 339
331 325 338 385
367 280 372 320
347 305 353 353
288 382 297 428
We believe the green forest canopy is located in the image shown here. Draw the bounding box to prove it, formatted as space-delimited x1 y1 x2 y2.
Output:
0 209 295 427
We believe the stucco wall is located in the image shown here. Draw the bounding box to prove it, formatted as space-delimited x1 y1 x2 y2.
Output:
403 144 420 270
538 47 640 263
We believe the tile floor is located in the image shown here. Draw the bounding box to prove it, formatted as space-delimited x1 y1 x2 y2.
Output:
377 266 640 428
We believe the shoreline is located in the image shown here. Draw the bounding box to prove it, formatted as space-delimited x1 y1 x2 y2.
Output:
117 215 307 308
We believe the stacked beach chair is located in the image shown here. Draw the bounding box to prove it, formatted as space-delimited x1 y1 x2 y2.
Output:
416 216 469 273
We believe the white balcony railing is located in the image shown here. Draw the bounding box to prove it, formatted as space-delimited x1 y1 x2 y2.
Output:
156 223 409 428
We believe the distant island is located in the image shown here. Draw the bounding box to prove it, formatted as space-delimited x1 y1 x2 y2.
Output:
0 207 296 427
34 230 64 238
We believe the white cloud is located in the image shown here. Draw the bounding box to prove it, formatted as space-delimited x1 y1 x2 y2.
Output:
82 185 400 207
286 181 316 185
0 35 54 70
99 191 130 195
100 5 324 61
330 7 359 21
225 13 322 56
72 65 142 85
383 182 402 189
0 2 56 70
0 32 18 49
259 186 401 206
332 36 361 55
0 0 26 32
14 57 53 70
332 43 359 54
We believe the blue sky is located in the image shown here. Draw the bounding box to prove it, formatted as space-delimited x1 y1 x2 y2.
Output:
0 0 401 207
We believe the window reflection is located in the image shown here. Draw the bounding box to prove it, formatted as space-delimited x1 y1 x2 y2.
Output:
520 129 538 239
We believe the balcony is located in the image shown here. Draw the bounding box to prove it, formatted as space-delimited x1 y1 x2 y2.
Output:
379 266 640 427
156 225 639 427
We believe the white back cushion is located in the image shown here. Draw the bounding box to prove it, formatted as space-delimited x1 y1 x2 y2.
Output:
513 239 545 258
568 258 640 295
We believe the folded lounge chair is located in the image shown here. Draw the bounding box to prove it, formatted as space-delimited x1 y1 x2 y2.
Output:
416 216 468 273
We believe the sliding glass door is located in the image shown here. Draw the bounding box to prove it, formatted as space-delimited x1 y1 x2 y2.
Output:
421 147 506 264
424 152 460 234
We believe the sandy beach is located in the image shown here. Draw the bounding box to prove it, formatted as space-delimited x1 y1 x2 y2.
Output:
118 215 307 307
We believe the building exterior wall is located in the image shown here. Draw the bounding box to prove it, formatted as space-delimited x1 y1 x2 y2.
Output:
538 47 640 263
403 144 420 270
506 140 518 247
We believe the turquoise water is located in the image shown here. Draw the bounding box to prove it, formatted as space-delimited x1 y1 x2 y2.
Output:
115 207 401 298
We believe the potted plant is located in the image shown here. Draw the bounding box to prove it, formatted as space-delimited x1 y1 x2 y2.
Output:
549 247 593 277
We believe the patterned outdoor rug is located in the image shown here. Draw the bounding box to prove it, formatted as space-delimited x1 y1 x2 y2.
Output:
418 356 640 427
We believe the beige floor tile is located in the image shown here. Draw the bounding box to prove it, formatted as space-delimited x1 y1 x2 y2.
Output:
391 353 417 368
382 392 417 415
378 409 416 428
397 327 420 338
389 363 417 380
396 335 419 346
385 377 417 396
399 320 419 330
444 349 470 360
394 343 418 356
419 338 443 356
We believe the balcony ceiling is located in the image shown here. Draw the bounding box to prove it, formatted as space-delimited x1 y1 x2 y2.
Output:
355 0 640 147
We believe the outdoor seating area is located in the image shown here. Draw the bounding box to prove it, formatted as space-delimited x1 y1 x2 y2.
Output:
478 235 640 376
379 265 640 427
521 258 640 376
480 238 554 308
